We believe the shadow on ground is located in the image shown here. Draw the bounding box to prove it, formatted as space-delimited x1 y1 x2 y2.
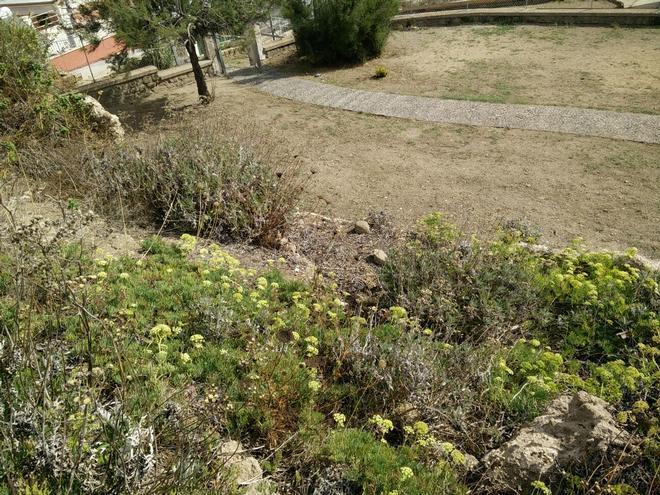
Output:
105 96 198 132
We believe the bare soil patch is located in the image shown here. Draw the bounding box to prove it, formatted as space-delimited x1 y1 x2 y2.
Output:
109 78 660 258
277 25 660 114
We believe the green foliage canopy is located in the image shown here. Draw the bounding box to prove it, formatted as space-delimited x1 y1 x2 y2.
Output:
80 0 269 96
81 0 268 49
0 19 96 156
284 0 400 65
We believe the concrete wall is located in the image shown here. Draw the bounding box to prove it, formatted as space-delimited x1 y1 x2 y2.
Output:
51 36 124 72
158 62 214 88
77 61 213 106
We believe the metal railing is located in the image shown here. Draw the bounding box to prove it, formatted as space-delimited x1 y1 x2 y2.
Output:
259 10 292 41
47 37 78 57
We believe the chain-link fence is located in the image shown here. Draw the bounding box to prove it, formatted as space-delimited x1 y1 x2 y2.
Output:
258 9 293 41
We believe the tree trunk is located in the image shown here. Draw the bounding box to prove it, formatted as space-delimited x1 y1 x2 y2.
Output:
185 37 210 99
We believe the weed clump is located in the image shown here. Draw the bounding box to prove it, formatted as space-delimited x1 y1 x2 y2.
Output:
374 66 389 79
93 130 302 246
0 19 103 162
16 120 303 247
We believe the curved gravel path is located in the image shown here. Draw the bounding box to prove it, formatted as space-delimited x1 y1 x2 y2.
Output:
236 71 660 144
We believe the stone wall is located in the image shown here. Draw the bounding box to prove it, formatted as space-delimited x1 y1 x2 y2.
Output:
263 37 296 59
77 61 213 106
158 62 214 88
392 8 660 28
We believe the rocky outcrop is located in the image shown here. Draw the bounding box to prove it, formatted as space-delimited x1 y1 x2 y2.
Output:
83 95 124 140
484 392 630 492
219 441 271 495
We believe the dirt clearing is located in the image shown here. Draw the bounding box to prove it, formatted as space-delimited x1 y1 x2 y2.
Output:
279 25 660 114
111 78 660 258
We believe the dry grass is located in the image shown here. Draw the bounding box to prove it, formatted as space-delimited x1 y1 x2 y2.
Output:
12 114 305 247
291 25 660 114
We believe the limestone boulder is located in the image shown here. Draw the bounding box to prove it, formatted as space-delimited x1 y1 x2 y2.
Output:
484 392 629 491
83 95 124 140
219 441 272 495
367 249 388 266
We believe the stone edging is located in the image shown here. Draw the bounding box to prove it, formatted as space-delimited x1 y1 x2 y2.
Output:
238 72 660 144
77 61 213 105
392 8 660 27
78 66 159 95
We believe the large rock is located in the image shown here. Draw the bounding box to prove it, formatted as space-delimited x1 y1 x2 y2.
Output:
219 441 268 495
484 392 629 492
83 95 124 140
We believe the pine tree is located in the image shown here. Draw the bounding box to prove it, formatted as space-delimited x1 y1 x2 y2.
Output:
81 1 267 99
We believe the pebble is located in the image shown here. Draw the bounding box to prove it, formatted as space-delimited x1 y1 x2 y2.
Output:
368 249 388 266
352 220 371 234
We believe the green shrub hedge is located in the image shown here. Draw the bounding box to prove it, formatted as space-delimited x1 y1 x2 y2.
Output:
284 0 400 65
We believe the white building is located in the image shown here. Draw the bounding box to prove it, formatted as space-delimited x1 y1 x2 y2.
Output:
0 0 119 77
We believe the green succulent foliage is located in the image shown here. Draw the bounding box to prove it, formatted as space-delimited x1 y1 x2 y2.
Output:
324 429 466 495
1 213 658 493
284 0 400 65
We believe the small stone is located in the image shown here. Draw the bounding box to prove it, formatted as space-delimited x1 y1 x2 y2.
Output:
283 242 297 254
352 220 371 234
368 249 388 266
314 73 321 77
394 402 421 424
483 392 629 490
464 454 479 472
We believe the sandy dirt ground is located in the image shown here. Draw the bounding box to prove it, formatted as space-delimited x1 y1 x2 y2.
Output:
277 25 660 114
109 76 660 258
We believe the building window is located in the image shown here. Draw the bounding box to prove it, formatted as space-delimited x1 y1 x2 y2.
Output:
31 11 60 31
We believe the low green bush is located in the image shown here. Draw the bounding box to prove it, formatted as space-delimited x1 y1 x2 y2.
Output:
380 213 544 343
0 18 100 159
0 212 657 493
23 120 303 246
96 138 297 245
381 213 659 360
284 0 400 65
323 429 466 494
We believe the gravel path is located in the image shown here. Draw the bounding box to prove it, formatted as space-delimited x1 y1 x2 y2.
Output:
236 72 660 144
